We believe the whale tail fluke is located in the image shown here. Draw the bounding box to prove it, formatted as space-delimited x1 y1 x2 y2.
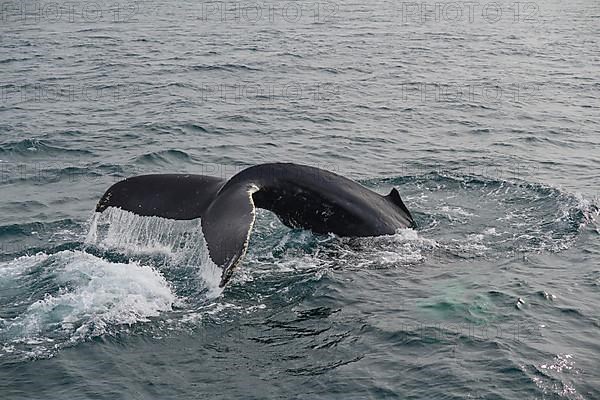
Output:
95 174 258 287
95 174 225 220
200 184 258 287
94 164 416 287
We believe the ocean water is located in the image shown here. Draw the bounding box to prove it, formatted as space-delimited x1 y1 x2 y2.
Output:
1 0 599 398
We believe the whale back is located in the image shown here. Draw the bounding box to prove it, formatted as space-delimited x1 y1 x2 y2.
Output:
243 164 415 236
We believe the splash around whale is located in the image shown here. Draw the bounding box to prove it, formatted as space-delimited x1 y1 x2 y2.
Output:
95 163 415 287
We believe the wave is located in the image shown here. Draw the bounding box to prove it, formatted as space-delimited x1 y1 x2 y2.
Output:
134 149 193 166
0 250 175 361
190 63 261 72
0 139 93 159
376 171 597 256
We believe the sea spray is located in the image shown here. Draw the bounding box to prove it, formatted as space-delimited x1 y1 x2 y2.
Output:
84 212 100 244
0 250 176 360
86 207 223 296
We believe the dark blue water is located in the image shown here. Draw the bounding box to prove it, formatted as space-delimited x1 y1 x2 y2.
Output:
1 0 599 398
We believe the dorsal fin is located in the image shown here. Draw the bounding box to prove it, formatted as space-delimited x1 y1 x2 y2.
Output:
385 188 415 226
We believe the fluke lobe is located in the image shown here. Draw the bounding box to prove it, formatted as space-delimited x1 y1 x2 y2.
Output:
95 163 415 287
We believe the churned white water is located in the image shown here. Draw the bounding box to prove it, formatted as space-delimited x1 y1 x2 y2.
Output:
0 250 176 359
86 207 223 296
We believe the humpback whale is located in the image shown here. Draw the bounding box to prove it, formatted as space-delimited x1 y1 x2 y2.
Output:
95 163 415 287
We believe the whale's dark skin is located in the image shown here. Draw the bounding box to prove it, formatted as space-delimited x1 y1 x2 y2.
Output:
96 163 415 287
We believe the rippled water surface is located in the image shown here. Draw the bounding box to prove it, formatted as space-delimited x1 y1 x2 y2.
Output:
1 0 599 398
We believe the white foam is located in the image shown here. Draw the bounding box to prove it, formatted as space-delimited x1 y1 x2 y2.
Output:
5 250 176 346
328 228 439 270
86 207 223 295
440 205 475 217
526 354 584 400
0 252 49 279
483 227 497 235
198 255 225 299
